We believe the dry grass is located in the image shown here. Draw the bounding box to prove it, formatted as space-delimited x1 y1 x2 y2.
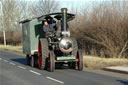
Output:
84 55 128 69
0 44 22 53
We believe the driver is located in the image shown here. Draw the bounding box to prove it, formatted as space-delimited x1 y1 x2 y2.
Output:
43 19 56 33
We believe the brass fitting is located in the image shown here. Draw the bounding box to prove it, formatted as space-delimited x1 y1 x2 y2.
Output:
61 8 68 13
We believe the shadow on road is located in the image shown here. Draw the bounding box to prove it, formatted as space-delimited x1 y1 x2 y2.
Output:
10 58 26 65
117 80 128 85
10 58 76 71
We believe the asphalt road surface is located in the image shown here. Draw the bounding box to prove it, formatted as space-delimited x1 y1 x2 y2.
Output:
0 50 128 85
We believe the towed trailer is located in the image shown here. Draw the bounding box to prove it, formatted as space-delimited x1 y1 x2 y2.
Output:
20 8 83 72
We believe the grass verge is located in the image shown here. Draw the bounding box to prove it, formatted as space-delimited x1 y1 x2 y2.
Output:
0 45 22 53
0 45 128 69
84 56 128 69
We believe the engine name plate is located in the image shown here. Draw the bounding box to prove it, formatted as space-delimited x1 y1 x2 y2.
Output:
57 56 76 61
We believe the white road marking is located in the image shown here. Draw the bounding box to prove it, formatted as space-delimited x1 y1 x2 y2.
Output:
3 60 8 62
17 66 26 69
46 76 64 84
9 62 16 65
29 70 41 75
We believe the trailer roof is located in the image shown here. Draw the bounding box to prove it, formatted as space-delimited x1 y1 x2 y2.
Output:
20 12 75 23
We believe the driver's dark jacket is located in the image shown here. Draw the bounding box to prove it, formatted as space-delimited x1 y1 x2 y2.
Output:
43 23 56 33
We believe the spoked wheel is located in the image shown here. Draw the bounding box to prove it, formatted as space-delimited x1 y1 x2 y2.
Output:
48 51 55 72
26 54 30 65
38 39 49 70
77 49 83 71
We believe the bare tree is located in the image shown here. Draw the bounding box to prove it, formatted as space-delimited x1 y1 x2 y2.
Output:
30 0 60 17
70 0 128 58
0 0 29 45
2 0 29 31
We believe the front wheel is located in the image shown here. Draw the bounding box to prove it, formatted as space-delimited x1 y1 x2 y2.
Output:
77 49 83 71
48 51 55 72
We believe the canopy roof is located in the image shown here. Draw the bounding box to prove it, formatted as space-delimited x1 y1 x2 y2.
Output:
20 12 75 23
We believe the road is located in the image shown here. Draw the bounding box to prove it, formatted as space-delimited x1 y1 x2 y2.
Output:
0 50 128 85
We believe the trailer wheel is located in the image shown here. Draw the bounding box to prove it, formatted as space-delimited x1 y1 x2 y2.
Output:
77 49 83 71
26 54 30 65
48 51 55 72
30 56 35 67
38 39 49 70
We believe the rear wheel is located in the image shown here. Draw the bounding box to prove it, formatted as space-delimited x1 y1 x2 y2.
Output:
26 54 30 65
38 39 49 70
38 40 42 69
48 51 55 72
77 49 83 71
